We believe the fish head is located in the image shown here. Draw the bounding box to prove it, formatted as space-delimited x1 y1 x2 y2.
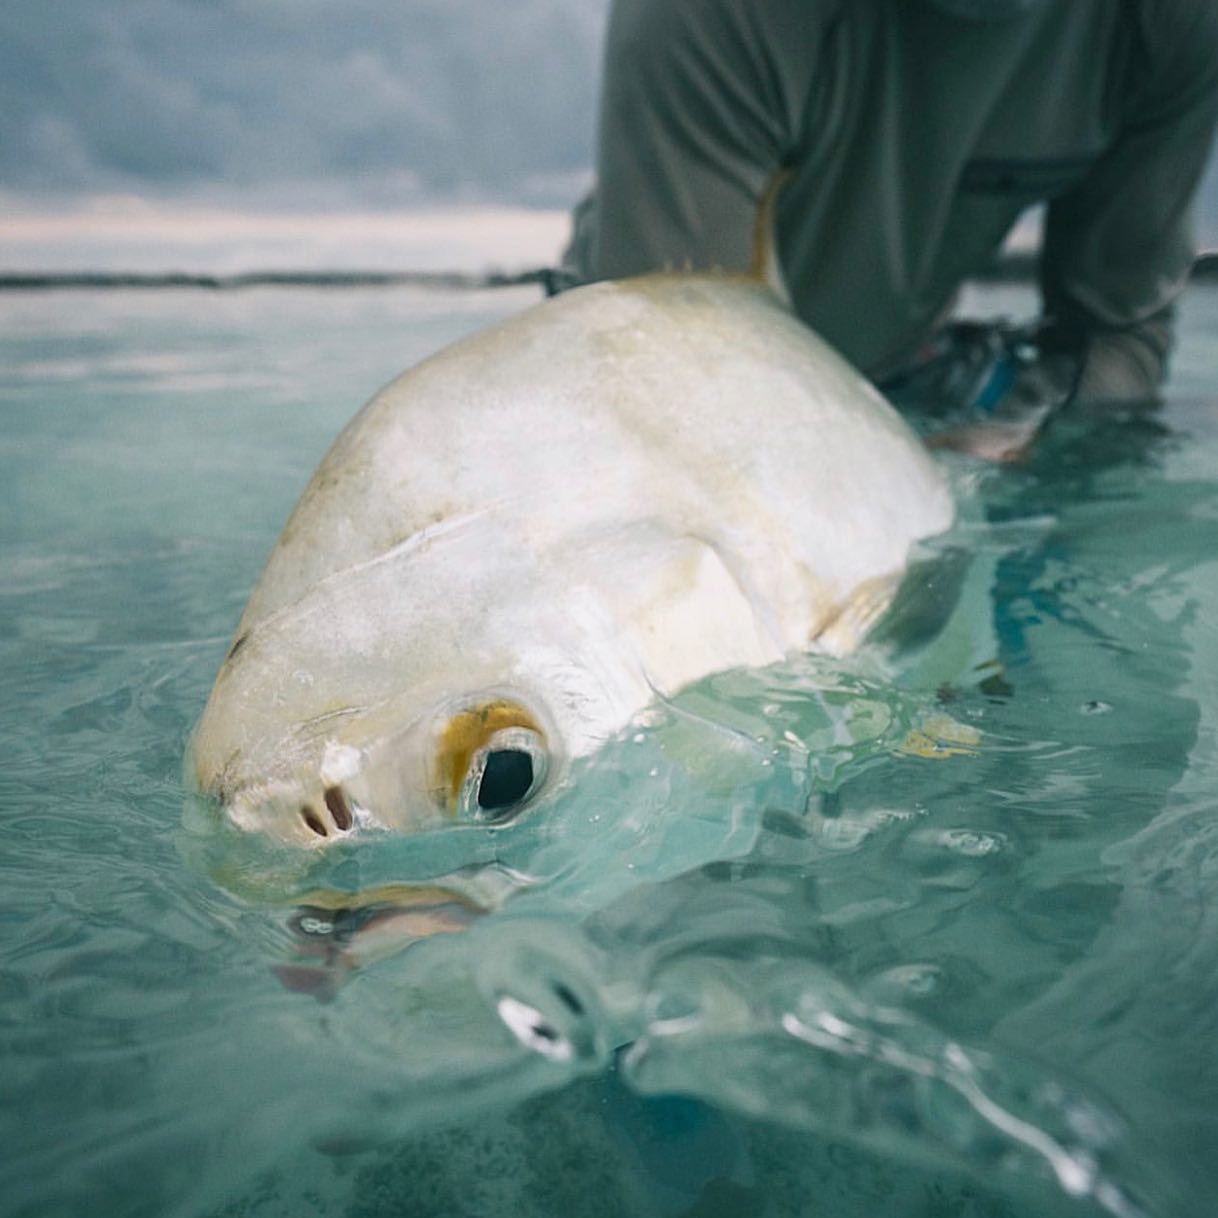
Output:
190 513 652 849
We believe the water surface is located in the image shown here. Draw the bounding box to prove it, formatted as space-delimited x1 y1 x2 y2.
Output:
2 282 1217 1218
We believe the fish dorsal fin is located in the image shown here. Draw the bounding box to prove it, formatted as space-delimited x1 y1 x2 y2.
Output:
750 169 792 307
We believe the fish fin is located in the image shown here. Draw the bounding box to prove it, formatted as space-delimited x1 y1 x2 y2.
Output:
583 530 783 696
895 712 981 759
812 571 903 657
749 169 793 306
866 548 972 657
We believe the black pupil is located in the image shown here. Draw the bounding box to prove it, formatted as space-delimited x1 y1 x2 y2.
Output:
477 749 534 814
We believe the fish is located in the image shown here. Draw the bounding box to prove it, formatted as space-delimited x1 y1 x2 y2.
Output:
190 270 954 958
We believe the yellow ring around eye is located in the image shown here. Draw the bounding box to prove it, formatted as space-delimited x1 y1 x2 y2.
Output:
435 700 545 811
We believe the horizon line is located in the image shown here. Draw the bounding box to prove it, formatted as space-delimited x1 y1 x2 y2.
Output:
0 268 552 291
1 252 1216 291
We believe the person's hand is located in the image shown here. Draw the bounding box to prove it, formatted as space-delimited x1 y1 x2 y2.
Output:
882 321 1081 463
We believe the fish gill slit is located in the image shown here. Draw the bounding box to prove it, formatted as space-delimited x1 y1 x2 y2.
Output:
323 785 354 831
301 805 329 837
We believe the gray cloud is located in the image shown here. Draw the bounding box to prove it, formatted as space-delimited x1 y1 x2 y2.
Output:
0 1 609 206
1 0 1215 240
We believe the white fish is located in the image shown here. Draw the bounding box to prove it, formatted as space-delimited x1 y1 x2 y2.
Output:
192 273 953 855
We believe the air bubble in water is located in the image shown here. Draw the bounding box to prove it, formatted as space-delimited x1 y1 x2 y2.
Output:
496 995 573 1062
940 829 1006 857
881 963 944 997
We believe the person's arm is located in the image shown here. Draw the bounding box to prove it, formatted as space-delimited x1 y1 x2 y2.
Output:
930 3 1218 462
565 0 822 283
1040 1 1218 407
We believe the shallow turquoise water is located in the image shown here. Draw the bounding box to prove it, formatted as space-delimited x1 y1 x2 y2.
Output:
2 283 1217 1218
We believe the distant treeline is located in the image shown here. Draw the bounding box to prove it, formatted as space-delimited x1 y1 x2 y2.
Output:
0 269 552 291
2 254 1216 290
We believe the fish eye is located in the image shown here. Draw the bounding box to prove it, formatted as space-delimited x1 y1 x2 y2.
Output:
435 699 549 824
460 727 548 823
478 748 535 813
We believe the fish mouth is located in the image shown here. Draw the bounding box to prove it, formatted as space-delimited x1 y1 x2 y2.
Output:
272 881 489 1000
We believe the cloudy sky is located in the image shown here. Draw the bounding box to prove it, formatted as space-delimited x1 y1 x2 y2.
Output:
1 0 1215 270
0 0 608 210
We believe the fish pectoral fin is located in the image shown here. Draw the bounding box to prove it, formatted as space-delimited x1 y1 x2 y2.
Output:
603 533 783 696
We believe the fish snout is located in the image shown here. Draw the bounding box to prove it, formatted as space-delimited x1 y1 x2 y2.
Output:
221 777 367 845
298 783 356 839
217 692 558 846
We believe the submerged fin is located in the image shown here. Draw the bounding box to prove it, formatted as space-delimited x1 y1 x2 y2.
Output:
867 548 972 657
812 571 904 657
896 711 982 759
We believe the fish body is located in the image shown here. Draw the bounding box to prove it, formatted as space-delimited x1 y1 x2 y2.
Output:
193 275 953 848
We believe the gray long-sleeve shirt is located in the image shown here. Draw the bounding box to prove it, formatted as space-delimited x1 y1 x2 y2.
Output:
564 0 1218 402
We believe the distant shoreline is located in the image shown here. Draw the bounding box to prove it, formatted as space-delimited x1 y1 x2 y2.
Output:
1 252 1215 290
0 268 551 291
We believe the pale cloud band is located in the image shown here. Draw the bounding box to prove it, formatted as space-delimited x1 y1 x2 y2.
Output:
0 198 572 274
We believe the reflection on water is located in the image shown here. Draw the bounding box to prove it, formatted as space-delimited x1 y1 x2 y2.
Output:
2 284 1218 1218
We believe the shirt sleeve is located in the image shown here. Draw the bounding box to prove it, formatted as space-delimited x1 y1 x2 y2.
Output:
565 0 822 283
1040 1 1218 405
